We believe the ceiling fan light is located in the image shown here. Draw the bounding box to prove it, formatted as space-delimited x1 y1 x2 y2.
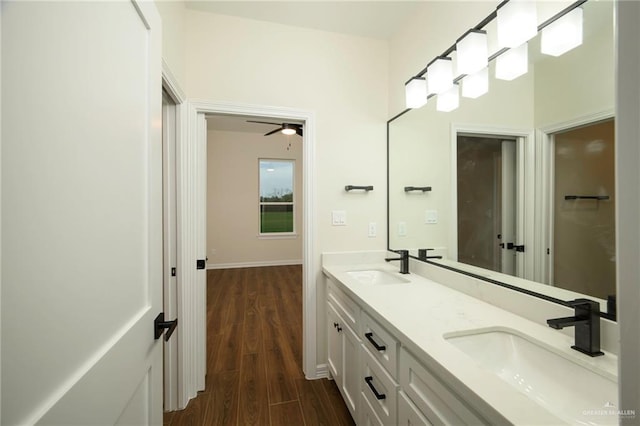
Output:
497 0 538 49
436 84 459 112
462 67 489 99
405 77 428 109
541 7 583 57
281 127 296 136
456 30 488 75
495 43 528 81
427 57 454 95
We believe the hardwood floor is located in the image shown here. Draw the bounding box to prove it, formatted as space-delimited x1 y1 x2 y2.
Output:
164 265 355 426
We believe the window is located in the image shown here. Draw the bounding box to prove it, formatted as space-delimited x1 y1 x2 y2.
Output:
259 159 294 234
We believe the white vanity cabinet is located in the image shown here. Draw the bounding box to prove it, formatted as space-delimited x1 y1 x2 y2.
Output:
399 348 484 425
326 275 487 425
326 281 362 419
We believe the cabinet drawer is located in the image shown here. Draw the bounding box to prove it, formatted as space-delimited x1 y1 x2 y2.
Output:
327 279 360 331
361 346 399 425
360 390 384 426
398 391 432 426
399 348 484 425
361 311 399 379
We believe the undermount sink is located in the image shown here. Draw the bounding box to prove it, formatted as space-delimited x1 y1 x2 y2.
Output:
345 269 410 285
445 328 618 425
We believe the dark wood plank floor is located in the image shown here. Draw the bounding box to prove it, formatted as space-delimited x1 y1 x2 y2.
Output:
164 265 355 426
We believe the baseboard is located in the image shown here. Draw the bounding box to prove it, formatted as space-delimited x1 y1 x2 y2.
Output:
306 363 329 380
206 259 303 270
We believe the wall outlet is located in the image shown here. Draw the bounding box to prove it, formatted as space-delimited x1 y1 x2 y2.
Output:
332 210 347 226
368 222 377 237
425 210 438 224
398 221 407 236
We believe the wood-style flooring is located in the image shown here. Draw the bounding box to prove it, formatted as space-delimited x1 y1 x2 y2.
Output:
164 265 355 426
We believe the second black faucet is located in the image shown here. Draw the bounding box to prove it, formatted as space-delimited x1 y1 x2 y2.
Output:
385 249 409 274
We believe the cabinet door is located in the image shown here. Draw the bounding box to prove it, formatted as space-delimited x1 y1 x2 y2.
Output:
327 303 343 384
342 321 361 416
398 391 433 426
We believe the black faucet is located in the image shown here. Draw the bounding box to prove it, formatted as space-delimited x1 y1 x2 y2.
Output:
547 299 604 357
385 249 409 274
418 248 443 260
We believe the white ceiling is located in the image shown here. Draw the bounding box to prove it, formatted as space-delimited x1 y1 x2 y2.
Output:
185 1 423 40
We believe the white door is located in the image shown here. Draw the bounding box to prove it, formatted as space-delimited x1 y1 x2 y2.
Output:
500 140 517 275
2 1 164 424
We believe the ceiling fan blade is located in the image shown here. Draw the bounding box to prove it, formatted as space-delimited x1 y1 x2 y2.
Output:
264 128 282 136
247 120 281 126
296 127 303 137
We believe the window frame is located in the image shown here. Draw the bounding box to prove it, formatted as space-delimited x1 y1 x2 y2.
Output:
258 158 296 237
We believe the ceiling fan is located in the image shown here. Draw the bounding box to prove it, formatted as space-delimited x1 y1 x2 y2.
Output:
247 120 303 137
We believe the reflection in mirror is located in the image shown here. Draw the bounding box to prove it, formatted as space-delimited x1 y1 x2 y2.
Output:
388 0 615 307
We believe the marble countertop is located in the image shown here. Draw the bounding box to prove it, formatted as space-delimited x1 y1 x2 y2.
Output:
322 258 619 425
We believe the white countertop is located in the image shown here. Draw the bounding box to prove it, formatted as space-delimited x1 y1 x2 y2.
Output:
322 259 619 425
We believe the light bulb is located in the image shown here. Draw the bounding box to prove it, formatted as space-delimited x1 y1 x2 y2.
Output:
456 30 488 75
405 77 428 109
462 67 489 99
541 7 583 57
436 85 460 112
497 0 538 48
496 43 528 81
427 57 454 95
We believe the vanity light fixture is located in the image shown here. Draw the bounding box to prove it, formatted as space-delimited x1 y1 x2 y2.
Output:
456 30 488 75
427 57 454 95
496 42 528 81
405 77 428 109
436 84 459 112
497 0 538 48
541 7 583 57
462 67 489 98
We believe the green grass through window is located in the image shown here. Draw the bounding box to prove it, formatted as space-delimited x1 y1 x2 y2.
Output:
260 210 293 233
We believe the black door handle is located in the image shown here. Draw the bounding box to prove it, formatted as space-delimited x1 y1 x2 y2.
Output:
364 376 386 400
364 332 386 351
154 312 178 342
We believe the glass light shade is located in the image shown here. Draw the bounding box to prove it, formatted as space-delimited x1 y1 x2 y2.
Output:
456 30 488 75
541 7 583 57
405 77 428 109
462 67 489 98
281 128 296 136
495 43 528 81
436 85 459 112
427 58 454 95
497 0 538 48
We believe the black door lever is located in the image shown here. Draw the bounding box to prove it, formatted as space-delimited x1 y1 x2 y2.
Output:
154 312 178 341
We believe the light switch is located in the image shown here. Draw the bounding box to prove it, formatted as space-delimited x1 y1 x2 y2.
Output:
332 210 347 226
368 222 377 237
398 221 407 236
425 210 438 224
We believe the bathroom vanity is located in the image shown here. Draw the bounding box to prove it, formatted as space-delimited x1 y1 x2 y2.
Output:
322 252 618 425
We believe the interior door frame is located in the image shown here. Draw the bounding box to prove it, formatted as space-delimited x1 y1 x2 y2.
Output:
179 100 317 408
538 109 615 286
161 60 185 412
450 123 535 279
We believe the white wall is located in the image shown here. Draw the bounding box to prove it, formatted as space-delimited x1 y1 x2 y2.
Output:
207 129 303 267
155 0 186 90
184 10 389 366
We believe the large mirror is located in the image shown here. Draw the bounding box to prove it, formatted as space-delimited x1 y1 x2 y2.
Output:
388 0 615 310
